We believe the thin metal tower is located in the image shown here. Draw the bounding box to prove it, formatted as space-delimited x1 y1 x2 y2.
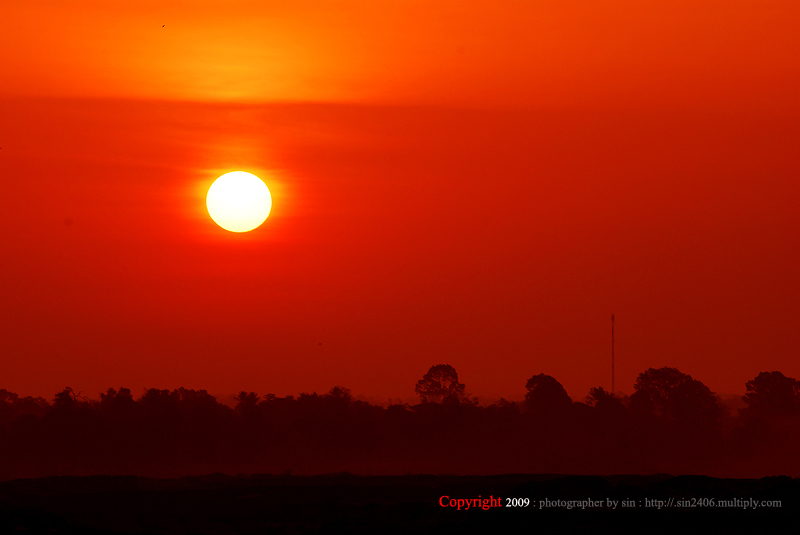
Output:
611 313 615 394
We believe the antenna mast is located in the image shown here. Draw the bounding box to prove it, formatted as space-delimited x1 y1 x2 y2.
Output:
611 313 615 394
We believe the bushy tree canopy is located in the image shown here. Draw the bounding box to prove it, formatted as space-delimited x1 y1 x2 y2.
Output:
743 371 800 416
630 367 722 428
524 373 572 414
415 364 467 403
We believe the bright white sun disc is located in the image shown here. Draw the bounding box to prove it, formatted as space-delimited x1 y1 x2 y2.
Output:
206 171 272 232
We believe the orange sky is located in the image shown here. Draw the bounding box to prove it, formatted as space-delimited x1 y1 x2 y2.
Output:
1 1 799 403
4 0 799 107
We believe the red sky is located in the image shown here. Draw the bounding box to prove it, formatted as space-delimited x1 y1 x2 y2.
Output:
1 1 799 403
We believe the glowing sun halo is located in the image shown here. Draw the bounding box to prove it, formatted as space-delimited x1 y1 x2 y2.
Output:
206 171 272 232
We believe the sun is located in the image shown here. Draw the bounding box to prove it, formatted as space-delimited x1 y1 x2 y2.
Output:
206 171 272 232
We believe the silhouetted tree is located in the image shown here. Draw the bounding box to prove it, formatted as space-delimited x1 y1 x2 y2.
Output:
327 386 353 402
524 374 572 414
415 364 467 403
235 391 260 404
176 387 225 414
586 387 626 417
53 387 86 410
743 371 800 417
487 397 518 412
234 391 260 416
0 390 49 426
629 367 722 428
140 388 181 410
98 387 135 412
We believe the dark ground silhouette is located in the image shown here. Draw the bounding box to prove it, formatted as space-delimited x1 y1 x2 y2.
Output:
2 367 799 532
2 367 800 479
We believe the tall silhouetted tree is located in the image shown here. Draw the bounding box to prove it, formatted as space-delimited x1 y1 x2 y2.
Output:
52 387 87 411
743 371 800 417
524 374 572 414
415 364 467 403
234 391 260 416
630 367 722 428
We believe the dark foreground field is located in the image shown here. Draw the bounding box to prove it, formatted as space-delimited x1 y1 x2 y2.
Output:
1 473 797 534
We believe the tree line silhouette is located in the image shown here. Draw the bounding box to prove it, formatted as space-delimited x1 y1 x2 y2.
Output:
1 366 799 479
